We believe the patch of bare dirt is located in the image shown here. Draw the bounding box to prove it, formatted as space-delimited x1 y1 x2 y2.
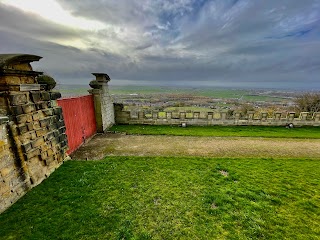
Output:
71 133 320 160
219 170 229 177
211 203 218 209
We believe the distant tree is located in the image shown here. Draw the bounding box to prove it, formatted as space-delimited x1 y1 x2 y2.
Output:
239 103 255 115
294 92 320 113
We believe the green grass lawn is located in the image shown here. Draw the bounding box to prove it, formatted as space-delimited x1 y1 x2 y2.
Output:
0 157 319 239
110 125 320 139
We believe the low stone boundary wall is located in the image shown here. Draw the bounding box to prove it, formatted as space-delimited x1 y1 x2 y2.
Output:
115 104 320 127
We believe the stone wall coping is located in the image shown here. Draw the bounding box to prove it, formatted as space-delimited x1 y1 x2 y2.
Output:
0 116 9 124
0 54 42 70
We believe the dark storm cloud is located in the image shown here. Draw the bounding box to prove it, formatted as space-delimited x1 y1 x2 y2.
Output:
0 0 320 88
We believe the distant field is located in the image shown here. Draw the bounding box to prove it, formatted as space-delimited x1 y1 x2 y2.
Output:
164 106 213 112
56 84 292 104
109 85 289 102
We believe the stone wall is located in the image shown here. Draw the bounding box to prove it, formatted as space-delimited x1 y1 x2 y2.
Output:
115 104 320 127
0 54 68 213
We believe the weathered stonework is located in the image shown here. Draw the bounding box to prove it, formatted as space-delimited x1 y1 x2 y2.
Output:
0 117 29 213
88 73 114 132
0 54 68 213
115 104 320 127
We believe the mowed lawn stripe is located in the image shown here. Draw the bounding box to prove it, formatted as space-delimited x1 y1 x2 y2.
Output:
110 125 320 139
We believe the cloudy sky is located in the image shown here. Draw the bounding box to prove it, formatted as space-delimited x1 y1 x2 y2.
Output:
0 0 320 89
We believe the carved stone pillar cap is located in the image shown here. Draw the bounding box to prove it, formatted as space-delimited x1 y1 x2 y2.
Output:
0 54 42 70
92 73 111 82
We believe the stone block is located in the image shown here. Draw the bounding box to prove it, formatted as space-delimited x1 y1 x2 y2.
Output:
53 128 60 136
0 147 8 159
47 148 54 157
60 140 67 148
26 123 34 131
32 112 41 121
30 131 37 140
25 148 40 159
36 128 47 137
31 137 44 148
4 76 21 85
21 142 32 153
19 133 32 145
47 124 56 131
313 112 320 122
40 143 50 151
41 92 50 101
39 117 51 128
41 102 49 109
45 156 55 166
9 93 28 106
10 106 24 115
288 112 295 121
57 120 65 128
42 108 53 116
30 92 41 103
0 167 13 178
221 112 227 120
58 134 67 142
299 112 309 121
53 107 62 115
20 76 35 84
261 113 268 121
44 132 55 141
35 102 49 110
0 153 12 169
40 151 48 160
194 112 200 119
22 104 36 114
32 121 41 130
16 114 32 124
50 115 59 123
49 100 58 108
0 182 10 195
17 124 28 135
180 112 186 120
58 126 66 134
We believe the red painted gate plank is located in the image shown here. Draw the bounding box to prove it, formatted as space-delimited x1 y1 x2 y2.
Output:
57 95 96 154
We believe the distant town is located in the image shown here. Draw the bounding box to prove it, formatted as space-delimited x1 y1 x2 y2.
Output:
57 84 302 115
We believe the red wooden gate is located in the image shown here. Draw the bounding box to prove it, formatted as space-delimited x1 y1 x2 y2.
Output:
57 95 96 154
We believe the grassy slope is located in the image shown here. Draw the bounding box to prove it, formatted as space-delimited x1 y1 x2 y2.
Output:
110 125 320 139
0 157 319 239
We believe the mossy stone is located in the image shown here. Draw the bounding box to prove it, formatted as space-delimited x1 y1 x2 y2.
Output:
37 75 56 90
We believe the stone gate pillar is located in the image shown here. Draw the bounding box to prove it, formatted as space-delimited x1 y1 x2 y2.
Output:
88 73 115 132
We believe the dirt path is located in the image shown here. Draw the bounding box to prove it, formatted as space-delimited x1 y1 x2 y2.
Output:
71 133 320 160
